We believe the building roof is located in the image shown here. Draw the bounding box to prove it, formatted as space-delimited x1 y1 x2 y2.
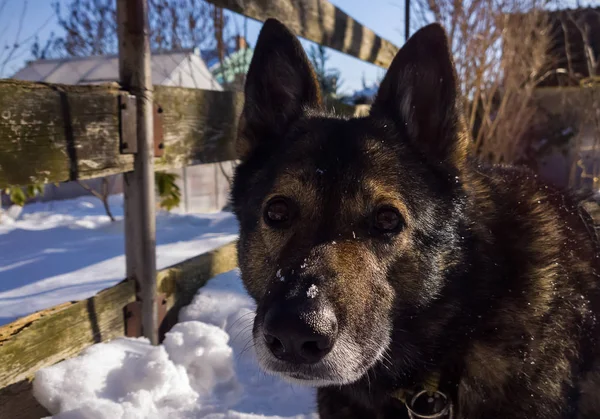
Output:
12 50 223 90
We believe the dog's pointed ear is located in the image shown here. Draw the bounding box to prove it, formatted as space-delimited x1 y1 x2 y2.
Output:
370 23 467 168
236 19 322 160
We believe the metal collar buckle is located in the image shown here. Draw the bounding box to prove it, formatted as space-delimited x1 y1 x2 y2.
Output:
405 389 454 419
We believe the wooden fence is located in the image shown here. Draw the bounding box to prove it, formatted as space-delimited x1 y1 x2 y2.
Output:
0 0 398 417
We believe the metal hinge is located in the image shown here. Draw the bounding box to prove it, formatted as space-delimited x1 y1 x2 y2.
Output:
124 293 167 338
119 93 164 157
153 104 164 157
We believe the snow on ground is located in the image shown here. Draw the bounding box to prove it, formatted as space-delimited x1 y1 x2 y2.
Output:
0 195 238 325
33 270 319 419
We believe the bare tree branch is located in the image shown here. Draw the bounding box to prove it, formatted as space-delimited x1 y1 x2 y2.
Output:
0 0 28 75
77 179 116 221
412 0 553 164
47 0 219 58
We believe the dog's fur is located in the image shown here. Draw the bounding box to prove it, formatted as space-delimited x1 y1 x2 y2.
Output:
230 19 600 418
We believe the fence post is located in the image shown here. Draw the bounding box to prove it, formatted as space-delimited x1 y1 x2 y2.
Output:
183 166 190 213
405 0 410 41
116 0 158 345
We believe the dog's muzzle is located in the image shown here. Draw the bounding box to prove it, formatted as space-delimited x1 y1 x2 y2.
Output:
262 297 338 365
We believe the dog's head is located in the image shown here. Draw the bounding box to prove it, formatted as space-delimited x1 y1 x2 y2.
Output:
231 19 468 387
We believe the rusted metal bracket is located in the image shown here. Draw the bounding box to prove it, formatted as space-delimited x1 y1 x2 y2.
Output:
153 103 164 157
119 94 137 154
119 93 164 157
124 293 167 338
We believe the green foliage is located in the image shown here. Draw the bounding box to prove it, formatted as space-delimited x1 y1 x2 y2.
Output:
26 184 45 198
155 171 181 212
3 183 44 206
7 187 26 206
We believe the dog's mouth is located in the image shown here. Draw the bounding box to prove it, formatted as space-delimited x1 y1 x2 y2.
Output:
253 324 389 387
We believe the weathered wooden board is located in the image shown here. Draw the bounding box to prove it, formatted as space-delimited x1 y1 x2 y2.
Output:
158 241 238 310
0 241 238 418
0 80 242 188
158 242 238 337
0 80 363 189
533 86 600 114
0 378 50 419
0 80 129 188
0 280 136 418
206 0 399 68
0 280 137 388
154 86 241 171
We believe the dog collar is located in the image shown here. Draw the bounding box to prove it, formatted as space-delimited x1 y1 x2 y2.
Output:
390 372 454 419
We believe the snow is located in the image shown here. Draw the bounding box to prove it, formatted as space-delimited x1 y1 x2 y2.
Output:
276 269 284 282
3 195 319 417
0 195 238 325
306 285 318 299
33 270 318 419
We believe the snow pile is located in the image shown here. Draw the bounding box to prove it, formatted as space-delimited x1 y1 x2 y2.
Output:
33 270 318 419
0 195 238 324
163 322 242 404
0 204 23 225
34 337 199 418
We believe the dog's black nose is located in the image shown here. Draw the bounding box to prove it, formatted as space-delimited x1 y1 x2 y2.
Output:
262 299 338 364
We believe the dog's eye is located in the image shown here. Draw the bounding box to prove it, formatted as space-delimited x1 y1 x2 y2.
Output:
264 198 292 227
373 207 403 233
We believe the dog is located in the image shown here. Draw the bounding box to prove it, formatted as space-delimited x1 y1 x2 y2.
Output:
230 18 600 419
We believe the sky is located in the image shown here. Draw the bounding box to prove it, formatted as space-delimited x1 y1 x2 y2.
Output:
0 0 407 94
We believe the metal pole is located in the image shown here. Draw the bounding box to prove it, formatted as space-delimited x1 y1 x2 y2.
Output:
117 0 158 345
183 166 190 213
405 0 410 42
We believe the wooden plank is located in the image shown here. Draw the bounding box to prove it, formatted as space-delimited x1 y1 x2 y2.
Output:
158 241 238 310
0 378 50 419
153 86 241 170
0 81 360 189
158 242 238 337
0 243 238 388
0 241 238 418
0 80 240 188
0 280 136 388
532 87 600 114
353 104 371 117
117 0 159 345
0 80 130 188
205 0 399 68
0 282 136 418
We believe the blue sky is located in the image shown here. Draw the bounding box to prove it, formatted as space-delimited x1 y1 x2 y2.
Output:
231 0 407 93
0 0 406 93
